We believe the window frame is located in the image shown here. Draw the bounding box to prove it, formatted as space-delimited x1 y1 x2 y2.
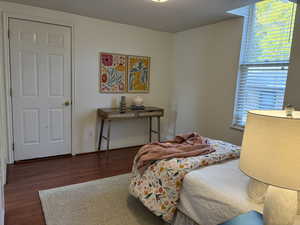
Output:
232 1 295 129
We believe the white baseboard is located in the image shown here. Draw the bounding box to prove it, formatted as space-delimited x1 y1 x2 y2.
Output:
162 136 174 141
0 208 4 225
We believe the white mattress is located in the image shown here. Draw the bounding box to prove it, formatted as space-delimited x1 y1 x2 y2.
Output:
177 159 263 225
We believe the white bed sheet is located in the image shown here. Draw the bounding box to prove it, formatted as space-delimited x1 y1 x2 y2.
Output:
177 159 263 225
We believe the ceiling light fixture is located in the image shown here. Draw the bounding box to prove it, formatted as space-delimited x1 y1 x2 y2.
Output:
152 0 168 3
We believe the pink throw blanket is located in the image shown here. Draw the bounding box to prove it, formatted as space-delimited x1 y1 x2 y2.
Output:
135 133 215 173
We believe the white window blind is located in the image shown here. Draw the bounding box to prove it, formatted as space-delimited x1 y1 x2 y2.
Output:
233 0 297 127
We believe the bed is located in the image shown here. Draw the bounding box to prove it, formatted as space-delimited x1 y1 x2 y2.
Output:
130 135 300 225
173 159 263 225
129 136 241 222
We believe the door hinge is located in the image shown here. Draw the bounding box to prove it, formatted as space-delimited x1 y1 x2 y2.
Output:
12 143 15 151
10 87 13 97
8 29 10 39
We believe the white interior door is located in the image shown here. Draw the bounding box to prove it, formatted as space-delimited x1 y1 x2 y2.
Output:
9 18 72 161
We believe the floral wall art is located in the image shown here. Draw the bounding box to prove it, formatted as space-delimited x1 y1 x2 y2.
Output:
99 53 150 93
100 53 127 93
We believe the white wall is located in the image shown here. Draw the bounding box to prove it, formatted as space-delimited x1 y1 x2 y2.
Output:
0 1 174 157
173 18 244 145
2 0 297 161
285 3 300 110
0 24 6 224
0 163 3 225
0 74 6 224
0 96 5 225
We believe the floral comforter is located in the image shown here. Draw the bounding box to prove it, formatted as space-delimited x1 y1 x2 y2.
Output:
129 138 240 223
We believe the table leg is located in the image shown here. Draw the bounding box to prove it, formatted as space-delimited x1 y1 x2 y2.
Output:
106 120 111 157
149 117 152 143
98 119 104 151
157 117 161 142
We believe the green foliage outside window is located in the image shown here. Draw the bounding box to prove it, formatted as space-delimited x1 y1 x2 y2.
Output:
246 0 296 64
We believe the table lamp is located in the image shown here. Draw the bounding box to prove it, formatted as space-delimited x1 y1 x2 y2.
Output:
240 110 300 225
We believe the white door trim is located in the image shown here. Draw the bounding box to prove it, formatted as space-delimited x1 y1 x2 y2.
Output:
2 12 77 163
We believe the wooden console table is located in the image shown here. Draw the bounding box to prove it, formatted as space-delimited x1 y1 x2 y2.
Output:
97 107 164 152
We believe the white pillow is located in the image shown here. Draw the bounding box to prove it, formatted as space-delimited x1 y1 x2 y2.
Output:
247 178 268 204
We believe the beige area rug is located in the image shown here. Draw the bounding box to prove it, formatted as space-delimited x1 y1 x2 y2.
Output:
39 173 165 225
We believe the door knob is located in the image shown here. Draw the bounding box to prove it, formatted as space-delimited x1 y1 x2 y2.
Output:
64 101 71 106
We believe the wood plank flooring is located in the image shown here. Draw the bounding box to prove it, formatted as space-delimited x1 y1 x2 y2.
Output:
4 147 139 225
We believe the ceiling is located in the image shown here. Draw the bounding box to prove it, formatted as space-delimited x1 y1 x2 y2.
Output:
1 0 257 32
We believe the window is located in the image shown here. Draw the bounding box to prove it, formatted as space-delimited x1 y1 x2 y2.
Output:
232 0 297 127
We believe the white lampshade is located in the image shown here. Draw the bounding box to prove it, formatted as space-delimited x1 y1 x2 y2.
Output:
240 110 300 191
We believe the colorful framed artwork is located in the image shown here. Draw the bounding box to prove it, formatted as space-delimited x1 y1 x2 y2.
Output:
100 53 127 93
127 56 150 93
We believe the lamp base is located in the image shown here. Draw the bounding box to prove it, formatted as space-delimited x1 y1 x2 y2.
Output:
247 178 269 203
264 186 297 225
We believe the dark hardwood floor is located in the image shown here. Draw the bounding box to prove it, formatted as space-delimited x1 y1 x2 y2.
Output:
4 147 139 225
